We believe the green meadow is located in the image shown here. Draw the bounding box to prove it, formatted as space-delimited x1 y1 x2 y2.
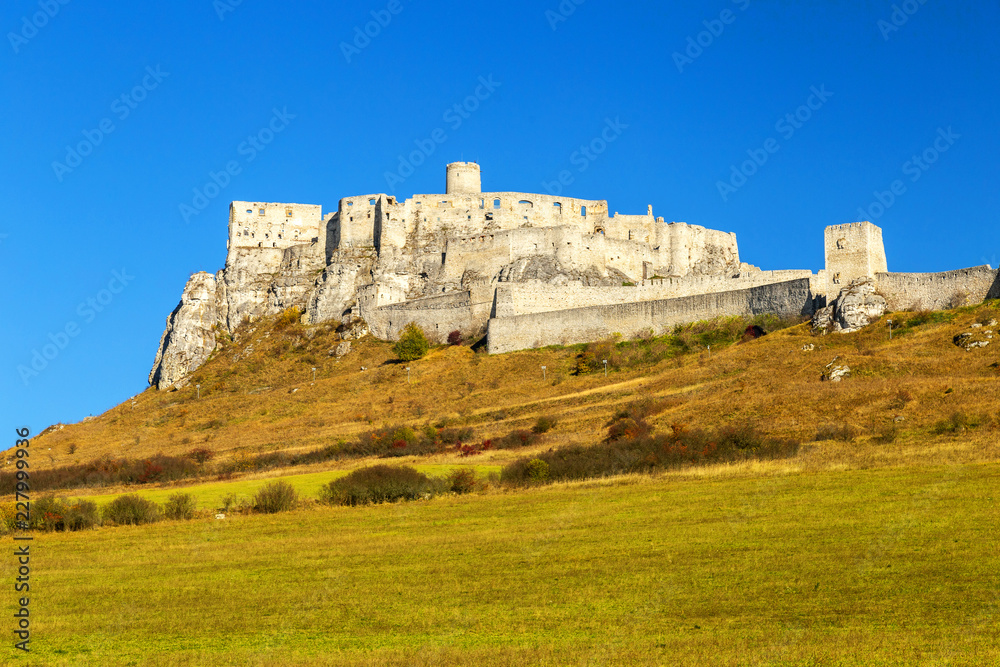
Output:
3 462 998 666
67 463 502 511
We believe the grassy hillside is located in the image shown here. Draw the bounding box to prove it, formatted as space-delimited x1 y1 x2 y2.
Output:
23 300 1000 481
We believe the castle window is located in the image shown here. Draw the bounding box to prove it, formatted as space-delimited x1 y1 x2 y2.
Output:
246 209 252 214
369 199 377 205
286 208 293 217
485 213 493 221
259 208 265 216
272 242 277 248
518 200 533 208
347 202 354 206
581 206 587 216
493 199 500 209
833 273 841 284
480 199 485 209
595 227 605 235
554 202 562 213
837 238 846 250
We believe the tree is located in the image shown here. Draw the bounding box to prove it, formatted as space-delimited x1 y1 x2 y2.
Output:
393 323 429 362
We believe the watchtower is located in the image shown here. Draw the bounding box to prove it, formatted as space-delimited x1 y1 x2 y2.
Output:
824 221 887 296
446 162 482 195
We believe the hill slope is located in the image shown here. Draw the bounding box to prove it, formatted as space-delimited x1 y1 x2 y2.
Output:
24 301 1000 480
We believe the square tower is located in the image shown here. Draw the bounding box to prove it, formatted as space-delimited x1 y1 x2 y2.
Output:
824 221 887 296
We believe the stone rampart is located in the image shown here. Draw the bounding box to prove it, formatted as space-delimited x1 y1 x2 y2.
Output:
493 270 817 317
365 291 491 343
486 279 816 354
875 266 1000 311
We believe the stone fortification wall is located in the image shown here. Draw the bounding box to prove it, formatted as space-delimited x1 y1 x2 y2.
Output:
493 270 817 317
364 291 491 343
486 279 816 354
875 266 1000 311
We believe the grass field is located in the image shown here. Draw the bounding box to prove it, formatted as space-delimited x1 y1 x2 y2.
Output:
5 304 1000 664
3 462 998 665
65 462 503 511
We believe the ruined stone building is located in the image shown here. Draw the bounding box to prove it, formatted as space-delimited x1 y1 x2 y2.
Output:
149 162 1000 388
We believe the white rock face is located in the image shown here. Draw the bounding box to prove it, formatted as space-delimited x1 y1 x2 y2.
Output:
149 272 219 389
812 278 887 333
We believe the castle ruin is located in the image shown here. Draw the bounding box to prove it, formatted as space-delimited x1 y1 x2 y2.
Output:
149 162 1000 388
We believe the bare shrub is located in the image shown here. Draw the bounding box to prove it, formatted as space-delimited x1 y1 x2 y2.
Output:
252 481 298 514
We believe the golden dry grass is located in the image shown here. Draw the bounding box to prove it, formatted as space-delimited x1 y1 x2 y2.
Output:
20 301 1000 481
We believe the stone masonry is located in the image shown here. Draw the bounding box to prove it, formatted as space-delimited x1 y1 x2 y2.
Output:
148 163 1000 388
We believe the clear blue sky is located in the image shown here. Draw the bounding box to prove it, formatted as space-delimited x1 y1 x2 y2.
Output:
2 0 997 436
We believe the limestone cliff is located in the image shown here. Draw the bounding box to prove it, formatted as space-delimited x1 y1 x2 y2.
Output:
149 272 219 389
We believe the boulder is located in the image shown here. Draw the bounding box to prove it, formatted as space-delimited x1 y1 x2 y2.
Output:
330 341 352 358
812 278 887 333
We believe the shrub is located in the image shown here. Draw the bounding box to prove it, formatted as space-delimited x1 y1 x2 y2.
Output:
103 494 162 526
933 411 981 435
274 307 302 330
524 459 550 483
813 423 858 442
532 416 558 434
447 330 463 346
163 493 198 520
448 468 477 494
393 323 430 362
0 453 201 496
186 447 215 464
502 420 798 486
321 465 434 506
253 481 298 514
32 496 67 531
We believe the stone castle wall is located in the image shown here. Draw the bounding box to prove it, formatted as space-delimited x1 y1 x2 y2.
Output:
493 269 818 317
875 266 1000 311
364 291 492 344
228 202 324 257
486 279 817 354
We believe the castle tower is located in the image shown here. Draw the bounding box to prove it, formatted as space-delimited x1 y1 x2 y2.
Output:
824 221 888 296
446 162 482 195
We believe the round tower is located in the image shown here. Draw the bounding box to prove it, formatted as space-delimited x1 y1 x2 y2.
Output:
446 162 482 195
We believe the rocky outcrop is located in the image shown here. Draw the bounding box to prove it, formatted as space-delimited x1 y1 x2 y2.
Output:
149 272 219 389
953 320 995 351
306 250 377 324
496 256 629 286
812 278 887 333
